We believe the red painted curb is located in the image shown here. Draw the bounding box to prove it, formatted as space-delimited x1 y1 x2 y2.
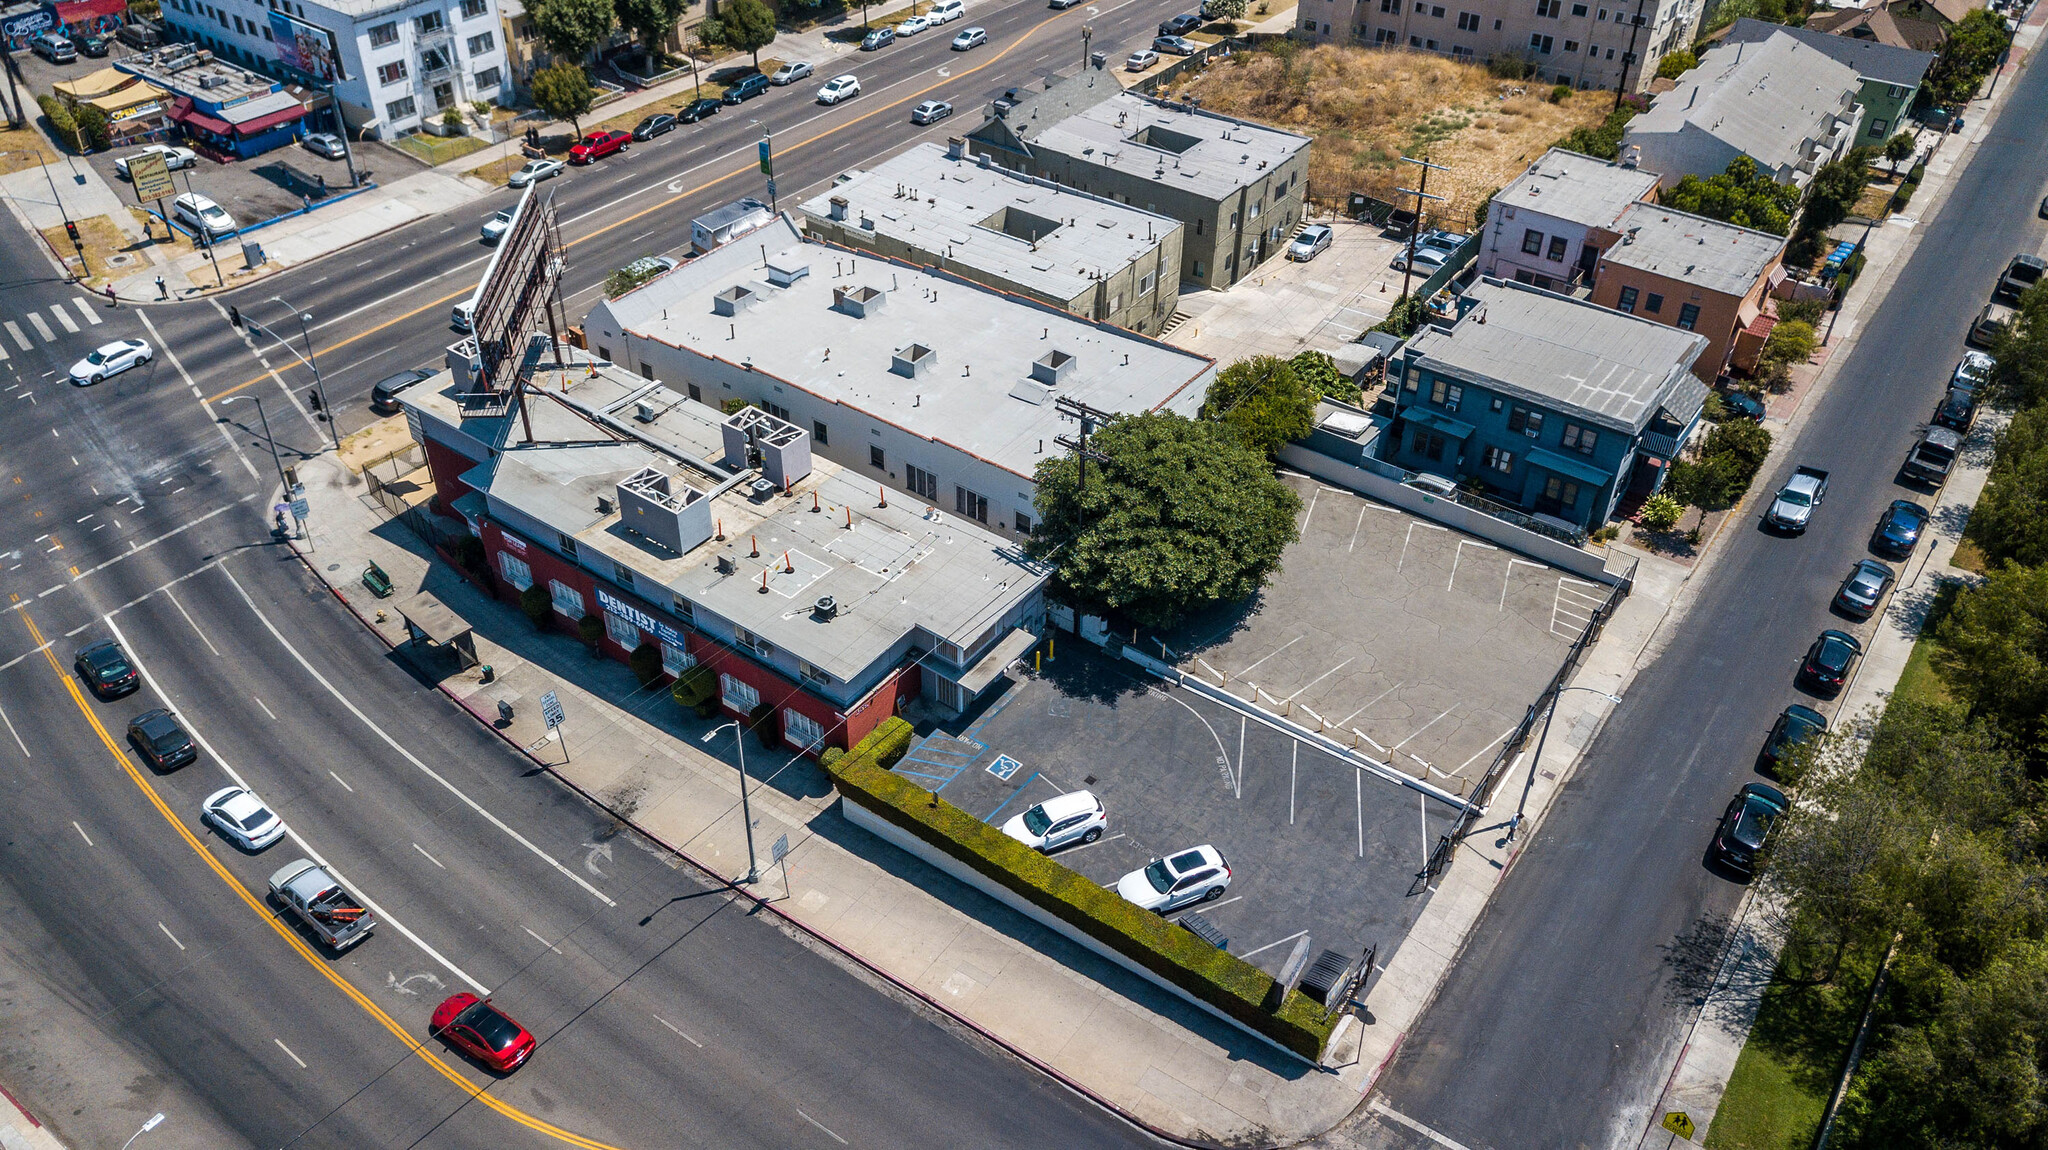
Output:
0 1082 40 1127
287 542 1246 1150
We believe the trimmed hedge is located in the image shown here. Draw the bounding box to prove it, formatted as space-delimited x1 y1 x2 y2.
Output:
825 718 1338 1059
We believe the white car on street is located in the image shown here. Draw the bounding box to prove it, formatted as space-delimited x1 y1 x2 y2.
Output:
817 75 862 104
508 157 565 188
69 338 152 385
771 60 814 84
896 13 930 34
481 209 514 243
202 785 286 851
1391 245 1450 273
1115 845 1232 912
1001 790 1105 852
114 144 197 179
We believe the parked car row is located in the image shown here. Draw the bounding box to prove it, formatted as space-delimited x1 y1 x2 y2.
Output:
859 0 968 49
999 790 1234 913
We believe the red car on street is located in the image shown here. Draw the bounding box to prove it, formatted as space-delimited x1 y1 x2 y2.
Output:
430 993 536 1072
568 130 630 164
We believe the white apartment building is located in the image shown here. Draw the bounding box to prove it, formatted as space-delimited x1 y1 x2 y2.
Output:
1292 0 1704 91
1481 146 1658 289
159 0 509 136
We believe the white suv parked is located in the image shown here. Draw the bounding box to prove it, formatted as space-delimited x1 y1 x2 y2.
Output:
1116 845 1231 912
173 192 238 240
1001 790 1105 852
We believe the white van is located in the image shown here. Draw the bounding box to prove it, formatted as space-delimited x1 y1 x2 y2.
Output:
929 0 965 21
451 300 475 332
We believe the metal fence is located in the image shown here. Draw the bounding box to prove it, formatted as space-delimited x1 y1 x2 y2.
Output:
1416 556 1637 885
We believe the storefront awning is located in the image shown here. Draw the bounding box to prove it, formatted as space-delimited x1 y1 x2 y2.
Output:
234 104 308 136
953 627 1039 697
168 96 232 136
1403 408 1476 441
1526 447 1613 488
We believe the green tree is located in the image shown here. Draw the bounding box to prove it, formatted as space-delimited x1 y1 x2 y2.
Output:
715 0 777 68
529 61 596 134
1289 349 1357 406
1659 156 1801 235
1934 561 2048 762
1654 49 1696 79
615 0 687 57
1758 319 1817 372
1203 0 1248 20
1552 105 1635 160
1025 413 1301 628
529 0 617 60
1883 131 1916 172
1471 185 1499 231
1925 8 2013 107
1796 147 1877 241
1966 406 2048 567
1371 293 1427 338
1200 355 1317 458
71 101 110 151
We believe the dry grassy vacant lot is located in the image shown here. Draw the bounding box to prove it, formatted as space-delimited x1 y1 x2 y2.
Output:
1165 44 1613 229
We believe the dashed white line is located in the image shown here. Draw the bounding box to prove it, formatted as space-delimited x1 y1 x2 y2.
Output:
158 922 185 950
274 1039 307 1068
413 843 445 869
796 1109 847 1145
0 701 29 758
523 926 562 954
329 770 354 792
253 695 278 721
72 821 90 846
653 1015 704 1047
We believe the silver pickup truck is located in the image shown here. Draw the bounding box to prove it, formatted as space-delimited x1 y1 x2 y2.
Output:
1764 466 1829 533
268 859 376 951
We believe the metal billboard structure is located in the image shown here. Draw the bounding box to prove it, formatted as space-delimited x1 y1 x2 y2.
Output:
455 185 566 427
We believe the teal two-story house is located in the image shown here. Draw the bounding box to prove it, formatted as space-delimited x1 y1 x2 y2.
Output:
1381 279 1710 535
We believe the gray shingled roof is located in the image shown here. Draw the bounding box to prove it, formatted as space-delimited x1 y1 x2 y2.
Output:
1628 33 1863 176
1721 17 1935 88
1404 280 1709 433
1602 202 1786 298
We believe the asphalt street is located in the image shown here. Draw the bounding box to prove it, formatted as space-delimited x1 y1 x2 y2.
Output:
1363 47 2048 1150
0 2 1205 1145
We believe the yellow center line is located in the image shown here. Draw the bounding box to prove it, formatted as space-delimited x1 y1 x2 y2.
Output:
18 607 627 1150
203 10 1077 406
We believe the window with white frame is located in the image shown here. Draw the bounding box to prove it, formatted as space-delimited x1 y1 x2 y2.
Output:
386 96 416 120
720 674 760 711
467 30 493 53
498 551 532 589
785 709 826 750
603 611 640 648
549 579 584 617
368 20 397 45
1482 445 1515 473
379 59 411 83
474 65 501 89
661 642 694 675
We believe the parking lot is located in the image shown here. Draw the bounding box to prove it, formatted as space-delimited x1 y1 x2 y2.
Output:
891 476 1601 979
1165 213 1417 363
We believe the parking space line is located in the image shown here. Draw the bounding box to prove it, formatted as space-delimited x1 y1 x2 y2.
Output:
1059 832 1123 856
1167 896 1241 919
1237 717 1247 799
1281 658 1353 704
1357 771 1365 857
1239 930 1309 960
1369 1100 1476 1150
1348 506 1368 552
1448 539 1499 592
1233 636 1301 680
1337 682 1403 728
1450 725 1516 778
1504 557 1549 611
983 771 1039 822
1398 521 1449 571
1419 793 1430 872
1300 487 1319 532
1290 741 1298 824
1387 704 1457 754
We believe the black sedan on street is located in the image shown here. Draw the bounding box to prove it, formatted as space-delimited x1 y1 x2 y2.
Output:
679 98 721 123
1761 704 1828 769
632 112 676 140
1799 629 1863 696
1870 499 1928 558
128 709 198 770
1833 559 1895 620
1711 782 1788 876
74 639 140 698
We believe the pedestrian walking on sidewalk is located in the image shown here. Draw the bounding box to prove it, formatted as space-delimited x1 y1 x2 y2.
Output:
155 276 168 300
104 284 118 309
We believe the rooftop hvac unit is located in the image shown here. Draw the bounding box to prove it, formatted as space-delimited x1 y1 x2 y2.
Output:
615 466 713 554
814 595 839 619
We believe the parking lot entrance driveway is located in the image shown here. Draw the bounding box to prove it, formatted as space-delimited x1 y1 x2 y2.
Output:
899 649 1462 980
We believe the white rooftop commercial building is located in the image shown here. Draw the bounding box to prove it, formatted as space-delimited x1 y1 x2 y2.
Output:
583 216 1217 539
1622 31 1866 189
797 141 1184 335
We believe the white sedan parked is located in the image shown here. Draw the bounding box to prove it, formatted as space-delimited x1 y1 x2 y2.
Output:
69 338 152 385
896 13 930 34
817 75 862 104
1115 845 1232 912
202 785 287 851
1390 245 1450 273
1001 790 1105 852
1287 223 1333 261
508 157 566 188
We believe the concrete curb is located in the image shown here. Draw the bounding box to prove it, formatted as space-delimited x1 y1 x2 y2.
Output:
278 531 1237 1150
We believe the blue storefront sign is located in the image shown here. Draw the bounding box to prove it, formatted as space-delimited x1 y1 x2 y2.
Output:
595 587 684 647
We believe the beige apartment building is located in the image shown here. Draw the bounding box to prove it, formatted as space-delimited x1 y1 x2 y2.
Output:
1292 0 1703 91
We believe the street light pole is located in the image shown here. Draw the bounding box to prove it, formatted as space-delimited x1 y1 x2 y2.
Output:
701 720 760 884
120 1113 165 1150
223 394 288 496
1509 685 1622 840
272 296 333 440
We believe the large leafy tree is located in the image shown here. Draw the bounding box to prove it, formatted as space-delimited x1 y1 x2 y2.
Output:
1935 561 2048 762
1965 405 2048 568
529 61 595 133
1025 413 1301 628
530 0 616 61
715 0 777 68
1199 355 1317 458
1289 349 1357 406
1925 8 2013 107
1659 156 1801 235
614 0 687 56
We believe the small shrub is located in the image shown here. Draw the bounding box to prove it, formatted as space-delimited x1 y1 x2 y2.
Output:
1486 52 1535 80
1591 523 1620 544
671 664 717 707
452 535 488 576
1777 297 1826 328
1638 493 1683 533
1548 83 1572 104
520 585 553 629
442 106 464 129
576 613 605 648
1908 161 1926 184
1894 180 1916 207
747 699 779 748
71 102 111 151
628 641 664 686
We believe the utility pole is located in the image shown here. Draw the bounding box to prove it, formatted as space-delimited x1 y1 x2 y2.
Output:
1395 154 1448 329
1614 0 1650 112
1082 24 1093 70
1053 395 1115 504
222 394 289 495
272 296 334 442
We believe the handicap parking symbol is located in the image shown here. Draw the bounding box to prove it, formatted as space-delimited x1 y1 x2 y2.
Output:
987 754 1023 780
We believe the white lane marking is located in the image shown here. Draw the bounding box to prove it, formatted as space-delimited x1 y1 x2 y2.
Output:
74 298 103 326
413 843 445 868
796 1109 847 1145
274 1039 307 1068
653 1015 703 1047
4 500 254 617
0 700 30 758
1357 768 1365 858
1338 681 1404 728
1238 929 1310 960
1369 1100 1476 1150
1233 635 1301 680
72 821 91 846
4 322 29 350
523 926 562 954
219 559 616 907
1447 539 1498 591
329 770 354 792
1289 740 1298 825
138 310 260 482
104 614 490 995
1280 657 1353 704
254 695 278 721
1054 831 1123 855
49 307 78 334
98 559 221 624
1419 791 1429 871
158 922 185 950
1348 505 1368 553
163 587 223 657
27 313 55 341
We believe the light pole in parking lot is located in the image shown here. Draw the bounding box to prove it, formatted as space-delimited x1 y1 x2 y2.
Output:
1509 685 1622 841
701 719 760 885
221 394 288 498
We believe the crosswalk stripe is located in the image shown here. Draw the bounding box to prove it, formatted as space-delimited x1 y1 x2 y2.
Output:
6 322 32 350
27 313 54 341
74 299 102 326
0 339 9 362
50 307 79 335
